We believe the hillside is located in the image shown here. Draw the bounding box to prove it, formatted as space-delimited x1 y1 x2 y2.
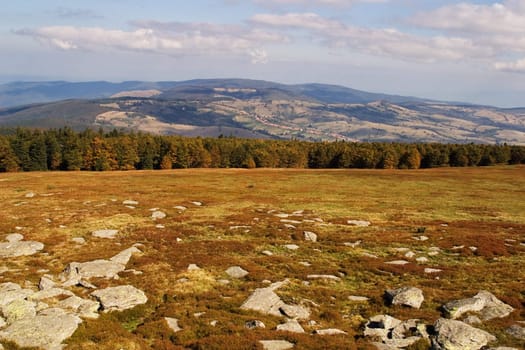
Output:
1 79 524 144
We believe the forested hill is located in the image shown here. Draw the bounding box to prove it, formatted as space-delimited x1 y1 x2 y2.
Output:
0 128 524 172
1 79 525 144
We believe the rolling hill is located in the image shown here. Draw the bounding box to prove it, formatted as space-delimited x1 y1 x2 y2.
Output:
0 79 524 144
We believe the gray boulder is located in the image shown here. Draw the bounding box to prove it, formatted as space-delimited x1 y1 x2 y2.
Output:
0 240 44 258
56 295 100 319
109 246 141 265
303 231 318 242
225 266 249 279
443 291 513 320
276 319 305 333
385 287 424 309
506 324 525 340
432 318 496 350
91 285 147 312
279 304 310 320
245 320 266 329
1 299 37 323
364 314 402 340
0 313 82 350
241 281 287 317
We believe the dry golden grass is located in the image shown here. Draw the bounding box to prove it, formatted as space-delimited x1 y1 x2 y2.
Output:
0 166 523 349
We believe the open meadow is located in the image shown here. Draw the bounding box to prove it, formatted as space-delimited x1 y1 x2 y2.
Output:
0 167 524 349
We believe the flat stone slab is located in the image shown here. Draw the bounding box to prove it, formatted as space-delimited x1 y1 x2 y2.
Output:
91 229 119 239
91 285 147 312
0 314 82 350
307 274 341 281
347 220 371 227
0 241 44 258
259 340 295 350
151 211 166 219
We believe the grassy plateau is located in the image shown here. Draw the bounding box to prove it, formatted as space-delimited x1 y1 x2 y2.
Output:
0 166 523 349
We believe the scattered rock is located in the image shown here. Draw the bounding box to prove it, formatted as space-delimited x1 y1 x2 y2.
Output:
91 285 147 312
241 281 287 317
307 274 341 281
56 295 100 319
25 192 35 198
463 315 482 325
405 251 416 258
29 287 74 301
0 313 82 350
122 200 138 205
416 257 429 263
385 287 424 309
5 234 24 243
276 319 305 333
348 295 369 302
347 220 370 227
279 304 310 320
0 283 34 306
174 205 187 211
165 317 182 332
91 229 119 239
259 340 295 350
0 240 44 258
226 266 249 279
424 268 442 274
385 260 410 265
71 237 86 244
190 201 202 206
364 314 402 340
283 224 296 229
262 250 273 256
314 328 347 335
283 244 299 250
187 264 201 271
109 246 141 266
344 241 362 248
1 299 36 323
432 318 496 350
151 211 166 219
506 324 525 340
38 276 55 291
245 320 266 329
303 231 317 242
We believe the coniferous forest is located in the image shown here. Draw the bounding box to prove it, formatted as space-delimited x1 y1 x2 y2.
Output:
0 127 524 172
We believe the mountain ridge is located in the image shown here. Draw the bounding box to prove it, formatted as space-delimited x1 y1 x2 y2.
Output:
0 79 524 144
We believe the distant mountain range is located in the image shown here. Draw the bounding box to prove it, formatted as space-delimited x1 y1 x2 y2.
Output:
0 79 524 144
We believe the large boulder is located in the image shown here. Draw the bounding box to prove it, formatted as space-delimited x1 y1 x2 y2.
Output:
0 313 82 350
276 319 305 333
385 287 424 309
241 281 287 317
432 318 496 350
443 291 513 320
91 285 147 312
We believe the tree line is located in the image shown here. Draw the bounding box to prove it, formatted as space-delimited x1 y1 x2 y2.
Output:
0 127 524 172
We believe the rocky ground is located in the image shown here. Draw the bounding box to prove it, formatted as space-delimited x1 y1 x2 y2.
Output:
0 168 523 349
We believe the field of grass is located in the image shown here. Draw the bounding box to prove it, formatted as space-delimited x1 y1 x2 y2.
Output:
0 166 523 349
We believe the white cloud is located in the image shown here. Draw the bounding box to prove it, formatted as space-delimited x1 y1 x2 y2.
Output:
494 58 525 73
15 22 284 64
253 0 387 7
251 12 342 31
411 1 525 35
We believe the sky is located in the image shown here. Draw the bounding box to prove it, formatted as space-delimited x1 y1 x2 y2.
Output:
1 0 525 107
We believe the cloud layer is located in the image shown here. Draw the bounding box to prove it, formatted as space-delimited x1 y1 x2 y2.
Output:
14 1 525 73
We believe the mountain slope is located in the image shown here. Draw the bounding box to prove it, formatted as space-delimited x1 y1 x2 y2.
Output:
0 79 524 144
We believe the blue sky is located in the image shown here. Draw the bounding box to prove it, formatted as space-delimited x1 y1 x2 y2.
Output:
2 0 525 107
